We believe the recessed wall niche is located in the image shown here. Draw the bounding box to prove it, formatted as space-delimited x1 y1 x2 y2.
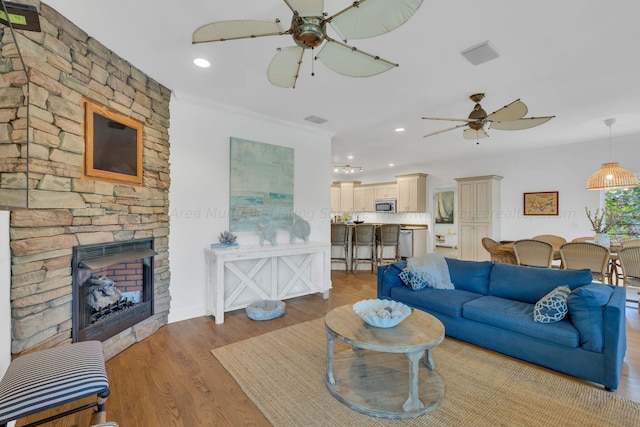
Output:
84 99 143 185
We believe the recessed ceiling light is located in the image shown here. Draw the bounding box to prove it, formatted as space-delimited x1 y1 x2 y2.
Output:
347 155 354 159
395 128 405 132
389 163 394 167
193 58 211 68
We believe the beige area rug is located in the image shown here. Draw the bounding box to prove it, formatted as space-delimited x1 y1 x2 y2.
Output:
212 318 640 427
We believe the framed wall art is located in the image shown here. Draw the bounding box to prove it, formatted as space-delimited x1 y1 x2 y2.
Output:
523 191 559 216
229 137 294 231
434 189 455 224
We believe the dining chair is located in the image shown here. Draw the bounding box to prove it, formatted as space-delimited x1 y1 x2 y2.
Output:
513 239 554 267
618 246 640 288
622 239 640 248
560 242 611 283
481 237 518 264
330 223 350 271
533 234 565 267
571 236 594 242
352 224 377 272
376 224 401 265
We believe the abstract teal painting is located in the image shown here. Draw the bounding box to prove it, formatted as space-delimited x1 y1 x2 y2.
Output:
229 137 294 231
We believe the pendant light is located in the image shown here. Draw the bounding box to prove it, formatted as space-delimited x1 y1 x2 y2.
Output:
586 119 638 190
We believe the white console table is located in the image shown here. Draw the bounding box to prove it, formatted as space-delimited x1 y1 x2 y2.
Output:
204 242 331 324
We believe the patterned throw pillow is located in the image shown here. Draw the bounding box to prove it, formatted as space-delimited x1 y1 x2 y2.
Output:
533 285 571 323
399 268 429 290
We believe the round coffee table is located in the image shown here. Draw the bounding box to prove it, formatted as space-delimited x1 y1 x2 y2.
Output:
324 304 445 419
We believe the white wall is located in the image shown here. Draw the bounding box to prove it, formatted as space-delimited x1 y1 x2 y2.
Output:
1 211 10 383
421 134 640 242
168 93 334 323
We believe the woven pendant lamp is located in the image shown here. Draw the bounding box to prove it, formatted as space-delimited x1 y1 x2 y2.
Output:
586 119 638 190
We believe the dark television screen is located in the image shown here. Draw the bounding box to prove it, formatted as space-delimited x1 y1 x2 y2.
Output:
92 112 138 176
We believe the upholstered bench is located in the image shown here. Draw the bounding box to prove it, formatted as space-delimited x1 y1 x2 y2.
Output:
0 340 112 427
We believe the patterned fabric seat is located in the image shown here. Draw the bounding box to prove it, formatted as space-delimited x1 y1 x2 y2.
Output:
0 341 110 427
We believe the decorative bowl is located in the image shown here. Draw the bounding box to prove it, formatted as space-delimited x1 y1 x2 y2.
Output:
352 299 411 328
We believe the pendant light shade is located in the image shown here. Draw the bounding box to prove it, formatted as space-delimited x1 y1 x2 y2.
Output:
586 119 638 190
586 162 639 190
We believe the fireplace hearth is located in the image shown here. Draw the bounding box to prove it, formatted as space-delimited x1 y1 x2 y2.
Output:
72 238 156 342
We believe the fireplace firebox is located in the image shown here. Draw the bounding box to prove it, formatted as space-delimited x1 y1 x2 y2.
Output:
72 238 155 342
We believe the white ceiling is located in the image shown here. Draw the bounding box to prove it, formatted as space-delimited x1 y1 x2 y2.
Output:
44 0 640 181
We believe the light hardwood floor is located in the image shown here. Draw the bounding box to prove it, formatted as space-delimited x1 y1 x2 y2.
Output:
18 271 640 426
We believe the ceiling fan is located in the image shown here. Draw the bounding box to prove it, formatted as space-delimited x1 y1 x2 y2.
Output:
422 93 555 142
192 0 423 88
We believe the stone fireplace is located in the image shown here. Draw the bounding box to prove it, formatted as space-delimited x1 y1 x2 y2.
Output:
0 2 171 359
72 238 155 342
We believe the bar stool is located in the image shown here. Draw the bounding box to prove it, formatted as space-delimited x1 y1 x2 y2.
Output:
0 341 114 427
376 224 401 265
352 224 377 272
330 223 350 271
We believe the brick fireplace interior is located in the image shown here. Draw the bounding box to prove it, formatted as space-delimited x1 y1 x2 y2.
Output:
72 238 155 343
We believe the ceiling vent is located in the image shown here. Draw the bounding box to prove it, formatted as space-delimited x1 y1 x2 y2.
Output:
460 40 500 66
304 115 328 124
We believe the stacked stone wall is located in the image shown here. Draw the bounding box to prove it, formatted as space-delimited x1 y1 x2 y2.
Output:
0 2 171 358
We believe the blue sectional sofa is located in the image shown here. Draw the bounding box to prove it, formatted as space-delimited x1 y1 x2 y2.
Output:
377 258 627 390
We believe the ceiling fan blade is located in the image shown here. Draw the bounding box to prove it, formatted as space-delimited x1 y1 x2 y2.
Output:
486 99 528 122
328 0 424 41
283 0 324 17
423 123 468 138
422 116 474 123
463 128 489 140
489 116 555 131
267 46 305 88
193 20 284 44
316 38 397 77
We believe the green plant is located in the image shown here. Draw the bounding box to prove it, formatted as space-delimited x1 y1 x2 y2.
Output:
585 207 621 233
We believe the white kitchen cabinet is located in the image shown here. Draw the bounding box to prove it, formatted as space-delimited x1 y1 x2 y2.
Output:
331 185 341 212
374 183 398 200
396 173 427 213
353 185 375 212
455 175 502 261
331 181 358 212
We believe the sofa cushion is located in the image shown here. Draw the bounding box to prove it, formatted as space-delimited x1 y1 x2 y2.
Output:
488 262 593 304
533 285 571 323
567 284 614 353
444 258 492 295
390 286 481 318
462 296 579 347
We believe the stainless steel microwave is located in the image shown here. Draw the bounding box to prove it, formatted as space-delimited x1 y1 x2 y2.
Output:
375 199 396 213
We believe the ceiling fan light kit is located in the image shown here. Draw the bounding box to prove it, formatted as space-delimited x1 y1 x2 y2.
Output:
422 92 555 142
334 164 363 174
586 119 639 190
192 0 424 88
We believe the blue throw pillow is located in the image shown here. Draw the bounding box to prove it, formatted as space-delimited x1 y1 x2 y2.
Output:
379 261 407 296
567 284 614 352
533 285 571 323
